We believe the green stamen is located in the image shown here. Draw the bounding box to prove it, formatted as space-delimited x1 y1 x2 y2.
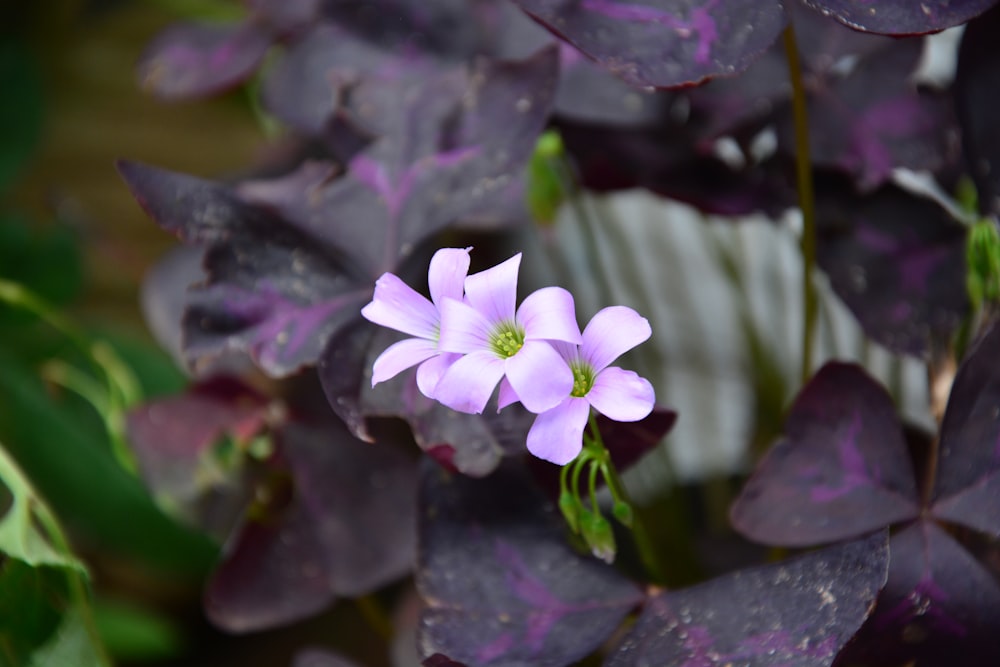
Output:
489 322 526 358
570 360 595 397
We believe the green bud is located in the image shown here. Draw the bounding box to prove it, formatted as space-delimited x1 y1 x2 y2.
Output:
525 130 568 226
559 491 582 534
612 500 634 528
579 508 616 564
966 220 1000 309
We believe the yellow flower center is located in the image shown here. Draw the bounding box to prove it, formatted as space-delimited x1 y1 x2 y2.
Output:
490 322 525 358
570 360 595 398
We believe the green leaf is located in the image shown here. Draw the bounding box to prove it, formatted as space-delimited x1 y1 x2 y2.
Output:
93 598 182 662
0 446 82 571
26 610 109 667
0 559 70 667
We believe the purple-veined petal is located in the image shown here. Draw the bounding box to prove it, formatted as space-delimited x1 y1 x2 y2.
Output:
463 253 521 326
371 338 439 387
428 247 472 307
496 377 519 411
506 340 573 414
435 351 506 414
361 273 438 339
518 286 583 344
581 306 652 372
438 298 494 354
526 398 591 465
416 352 461 399
588 367 655 422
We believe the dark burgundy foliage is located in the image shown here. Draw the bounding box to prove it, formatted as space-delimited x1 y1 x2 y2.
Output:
836 523 1000 667
119 48 556 378
206 411 417 632
730 363 919 546
956 3 1000 217
606 532 889 667
125 377 272 539
417 460 643 666
136 21 274 100
513 0 788 88
732 326 1000 664
422 654 469 667
802 0 1000 35
815 181 968 358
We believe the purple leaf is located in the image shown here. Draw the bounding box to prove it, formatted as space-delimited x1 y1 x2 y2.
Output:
249 0 323 35
931 322 1000 537
417 460 643 666
606 531 889 667
955 3 1000 217
206 411 417 632
780 37 957 191
730 363 919 546
125 377 272 538
136 21 274 100
512 0 787 88
815 180 969 358
117 160 371 377
801 0 1000 35
836 521 1000 667
423 655 470 667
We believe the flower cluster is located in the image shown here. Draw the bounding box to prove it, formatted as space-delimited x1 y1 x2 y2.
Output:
361 248 656 465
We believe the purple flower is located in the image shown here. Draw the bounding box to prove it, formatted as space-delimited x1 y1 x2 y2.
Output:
524 306 655 465
435 252 583 414
360 247 470 398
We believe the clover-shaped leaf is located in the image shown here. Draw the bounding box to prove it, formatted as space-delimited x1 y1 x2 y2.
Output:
730 363 919 546
606 531 889 667
802 0 1000 35
836 522 1000 667
417 460 643 666
815 180 968 358
512 0 787 88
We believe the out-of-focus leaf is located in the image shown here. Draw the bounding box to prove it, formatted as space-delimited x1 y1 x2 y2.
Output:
836 522 1000 667
137 21 274 100
512 0 787 88
0 559 71 665
730 363 919 546
0 350 216 577
205 412 417 632
25 609 109 667
293 648 364 667
816 180 968 359
955 3 1000 217
802 0 999 35
417 460 643 666
92 598 182 663
605 531 889 667
0 42 44 192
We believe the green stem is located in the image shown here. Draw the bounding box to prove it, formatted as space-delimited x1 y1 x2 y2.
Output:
782 25 819 386
355 596 394 642
587 413 667 585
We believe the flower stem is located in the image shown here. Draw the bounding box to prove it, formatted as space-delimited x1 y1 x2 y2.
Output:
586 413 667 585
782 24 819 386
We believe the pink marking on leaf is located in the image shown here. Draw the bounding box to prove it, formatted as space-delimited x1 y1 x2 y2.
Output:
809 411 882 503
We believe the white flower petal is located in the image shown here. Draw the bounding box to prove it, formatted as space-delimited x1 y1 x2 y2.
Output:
526 398 590 465
505 340 573 414
496 377 519 411
517 286 582 344
463 253 520 325
416 352 460 399
582 306 651 372
587 367 655 422
361 273 438 339
438 298 493 354
435 351 505 414
428 247 471 307
371 338 438 387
